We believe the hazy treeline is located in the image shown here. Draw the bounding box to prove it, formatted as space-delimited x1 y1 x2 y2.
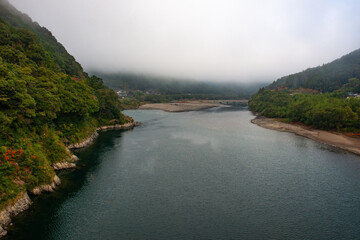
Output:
92 72 266 99
250 89 360 131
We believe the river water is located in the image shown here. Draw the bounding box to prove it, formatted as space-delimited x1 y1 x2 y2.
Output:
5 107 360 240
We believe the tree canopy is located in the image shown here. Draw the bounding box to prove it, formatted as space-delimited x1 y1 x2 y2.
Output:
0 4 126 209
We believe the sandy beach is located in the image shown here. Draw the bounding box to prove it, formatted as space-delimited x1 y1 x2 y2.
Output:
138 101 224 112
251 117 360 156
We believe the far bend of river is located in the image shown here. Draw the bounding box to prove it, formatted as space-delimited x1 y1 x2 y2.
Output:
5 107 360 240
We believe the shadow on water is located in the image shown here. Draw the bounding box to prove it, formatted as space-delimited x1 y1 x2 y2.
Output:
200 105 248 113
4 130 127 240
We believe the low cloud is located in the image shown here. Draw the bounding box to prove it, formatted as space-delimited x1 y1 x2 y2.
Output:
9 0 360 82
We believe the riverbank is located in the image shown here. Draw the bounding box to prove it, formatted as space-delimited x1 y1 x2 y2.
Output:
0 120 140 238
251 116 360 156
138 101 224 112
67 121 141 149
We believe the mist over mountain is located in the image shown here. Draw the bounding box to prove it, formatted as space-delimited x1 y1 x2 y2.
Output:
8 0 360 83
268 48 360 92
92 71 266 99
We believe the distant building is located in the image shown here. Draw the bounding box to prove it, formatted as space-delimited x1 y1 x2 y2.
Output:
347 92 360 99
145 89 160 95
116 90 127 98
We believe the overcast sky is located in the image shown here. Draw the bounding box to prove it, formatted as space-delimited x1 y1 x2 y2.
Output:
8 0 360 82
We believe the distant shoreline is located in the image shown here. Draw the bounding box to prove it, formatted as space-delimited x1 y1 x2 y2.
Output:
251 116 360 156
138 101 224 112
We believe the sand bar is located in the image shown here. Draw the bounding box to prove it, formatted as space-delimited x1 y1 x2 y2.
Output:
138 101 224 112
251 117 360 156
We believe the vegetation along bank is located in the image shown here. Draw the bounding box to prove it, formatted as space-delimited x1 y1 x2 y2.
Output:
249 48 360 154
0 0 139 237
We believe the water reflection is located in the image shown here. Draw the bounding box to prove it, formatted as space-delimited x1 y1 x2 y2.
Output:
5 109 360 240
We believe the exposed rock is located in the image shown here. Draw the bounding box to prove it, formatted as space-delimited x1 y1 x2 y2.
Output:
52 162 76 170
30 185 54 195
0 192 32 238
67 131 99 149
29 175 62 196
52 153 78 171
70 154 79 162
0 226 6 238
53 175 61 185
29 187 41 195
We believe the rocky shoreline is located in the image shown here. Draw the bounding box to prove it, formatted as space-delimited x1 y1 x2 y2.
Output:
67 121 140 149
0 121 140 238
251 116 360 156
0 193 31 238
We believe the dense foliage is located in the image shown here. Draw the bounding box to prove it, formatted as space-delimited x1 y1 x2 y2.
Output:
249 88 360 131
0 9 125 208
0 0 84 77
252 47 360 132
268 49 360 92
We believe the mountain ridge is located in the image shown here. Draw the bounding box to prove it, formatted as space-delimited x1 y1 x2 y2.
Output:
0 0 84 77
268 48 360 92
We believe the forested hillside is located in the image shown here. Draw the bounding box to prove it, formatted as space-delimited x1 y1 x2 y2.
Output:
0 0 84 77
268 49 360 92
250 49 360 132
0 1 126 209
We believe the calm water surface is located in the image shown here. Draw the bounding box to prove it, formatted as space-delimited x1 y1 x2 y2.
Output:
5 107 360 240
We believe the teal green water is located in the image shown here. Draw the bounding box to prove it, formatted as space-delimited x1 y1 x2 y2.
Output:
5 107 360 239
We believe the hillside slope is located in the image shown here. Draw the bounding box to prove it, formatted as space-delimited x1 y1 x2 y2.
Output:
0 1 128 213
268 49 360 92
250 49 360 132
0 0 84 77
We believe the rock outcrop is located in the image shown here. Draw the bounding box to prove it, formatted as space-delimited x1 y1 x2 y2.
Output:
67 131 99 149
0 192 32 237
52 161 76 170
53 175 61 185
52 152 79 170
29 175 62 195
70 154 79 162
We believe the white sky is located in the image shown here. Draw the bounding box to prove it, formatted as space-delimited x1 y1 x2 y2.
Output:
8 0 360 82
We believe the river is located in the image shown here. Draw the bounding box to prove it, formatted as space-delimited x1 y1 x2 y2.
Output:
5 107 360 239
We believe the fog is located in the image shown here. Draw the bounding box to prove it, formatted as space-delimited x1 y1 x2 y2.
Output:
9 0 360 82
